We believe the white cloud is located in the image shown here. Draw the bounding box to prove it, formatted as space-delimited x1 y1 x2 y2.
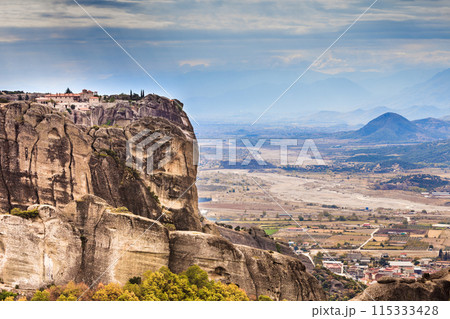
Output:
0 0 448 41
274 53 305 65
179 59 211 67
0 36 23 43
98 73 114 79
317 40 450 72
2 0 450 76
312 53 355 74
0 0 411 32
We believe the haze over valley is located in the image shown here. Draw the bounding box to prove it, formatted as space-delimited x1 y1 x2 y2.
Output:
2 0 450 304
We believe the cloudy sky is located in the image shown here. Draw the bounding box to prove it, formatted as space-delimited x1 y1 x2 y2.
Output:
1 0 450 121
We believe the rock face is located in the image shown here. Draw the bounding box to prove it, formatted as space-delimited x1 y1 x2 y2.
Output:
0 204 81 291
353 269 450 301
72 95 193 132
166 231 325 300
0 195 169 292
0 101 201 231
218 226 315 271
0 197 324 300
63 195 170 286
0 103 92 211
0 98 325 300
87 117 200 230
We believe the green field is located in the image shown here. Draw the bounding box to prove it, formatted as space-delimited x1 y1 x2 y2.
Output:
264 228 279 236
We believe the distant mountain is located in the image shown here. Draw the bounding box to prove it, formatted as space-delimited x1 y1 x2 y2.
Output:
184 67 450 124
413 118 450 139
382 69 450 109
301 106 392 127
185 75 371 122
395 105 449 120
342 112 431 143
354 113 422 142
299 105 449 128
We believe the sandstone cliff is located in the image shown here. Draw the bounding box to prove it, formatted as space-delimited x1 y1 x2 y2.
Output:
0 196 325 300
217 226 315 271
353 268 450 301
0 196 169 293
71 95 192 131
0 99 325 300
0 101 201 231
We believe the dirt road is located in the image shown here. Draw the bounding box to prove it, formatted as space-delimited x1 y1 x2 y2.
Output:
358 228 379 250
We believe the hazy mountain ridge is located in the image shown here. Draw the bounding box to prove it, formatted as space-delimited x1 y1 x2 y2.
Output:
185 76 371 122
413 117 450 139
340 112 450 143
299 105 450 128
183 68 450 124
383 68 450 109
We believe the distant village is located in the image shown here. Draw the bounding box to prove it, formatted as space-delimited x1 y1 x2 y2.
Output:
286 226 450 285
314 248 450 284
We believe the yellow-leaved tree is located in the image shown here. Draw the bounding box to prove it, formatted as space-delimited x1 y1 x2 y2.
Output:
29 265 249 301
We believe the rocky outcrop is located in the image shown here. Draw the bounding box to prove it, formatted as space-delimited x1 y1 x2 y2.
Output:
0 98 326 300
0 102 201 231
0 103 92 211
353 268 450 301
63 195 170 286
0 195 169 292
0 197 325 300
87 117 200 230
169 231 326 301
218 226 314 271
72 95 193 132
0 205 81 291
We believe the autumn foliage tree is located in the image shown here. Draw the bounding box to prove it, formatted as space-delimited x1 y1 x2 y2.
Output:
92 283 138 301
28 265 249 301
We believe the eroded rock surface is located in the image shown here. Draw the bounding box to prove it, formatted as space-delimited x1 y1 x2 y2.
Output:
0 198 325 300
353 268 450 301
0 103 91 211
72 95 193 131
0 99 326 300
0 102 201 231
0 195 169 292
169 231 326 301
218 226 315 271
